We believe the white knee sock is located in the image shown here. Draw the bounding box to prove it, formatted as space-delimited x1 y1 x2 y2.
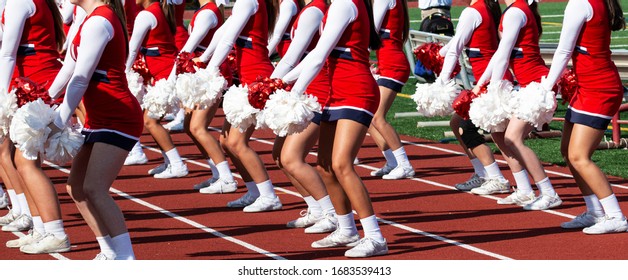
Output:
470 158 487 178
257 180 277 199
96 235 116 259
7 189 20 215
535 177 556 197
512 170 533 195
392 147 411 168
484 162 507 183
216 161 234 182
32 216 45 234
244 181 260 197
360 215 384 243
43 220 67 240
382 149 397 167
599 194 624 219
111 233 135 260
317 195 336 216
165 148 183 167
583 194 605 217
303 196 322 217
17 193 30 216
337 212 358 236
207 159 219 179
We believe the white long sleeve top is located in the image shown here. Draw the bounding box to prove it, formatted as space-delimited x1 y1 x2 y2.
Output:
124 9 158 72
438 7 482 81
0 0 36 91
267 0 298 55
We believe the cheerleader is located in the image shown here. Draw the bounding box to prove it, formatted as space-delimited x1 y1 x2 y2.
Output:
270 0 337 233
283 0 388 257
198 0 283 212
473 0 561 210
161 0 187 131
124 0 189 178
367 0 414 180
267 0 302 57
0 0 71 253
542 0 627 234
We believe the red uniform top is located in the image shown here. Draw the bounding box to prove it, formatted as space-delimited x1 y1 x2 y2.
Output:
174 3 189 50
467 0 502 81
326 0 370 66
190 2 223 48
143 2 178 81
72 5 143 138
276 0 302 57
125 0 140 35
235 0 274 84
375 0 410 84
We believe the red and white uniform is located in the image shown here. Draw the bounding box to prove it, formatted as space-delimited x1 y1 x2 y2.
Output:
174 2 189 50
477 0 547 87
284 0 379 127
54 5 143 144
0 0 62 91
373 0 410 90
543 0 623 129
126 2 178 82
268 0 301 57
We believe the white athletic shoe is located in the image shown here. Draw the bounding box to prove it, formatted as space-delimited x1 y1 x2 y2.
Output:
226 192 259 208
148 163 168 175
153 164 188 179
2 214 32 232
382 165 415 180
583 216 628 234
370 164 395 177
497 189 536 206
243 196 282 213
286 209 321 228
311 229 360 248
305 213 338 234
454 174 485 191
6 230 43 248
93 253 114 260
470 179 511 195
561 212 603 229
124 150 148 166
344 237 388 258
193 177 219 190
199 179 237 194
522 193 562 210
164 120 184 132
0 208 18 226
20 233 71 254
0 193 8 209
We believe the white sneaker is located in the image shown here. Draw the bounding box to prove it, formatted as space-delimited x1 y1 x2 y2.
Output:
497 189 536 205
20 233 71 254
522 193 562 210
2 214 32 232
93 252 114 260
6 230 43 248
382 165 415 180
311 229 360 248
226 192 258 208
148 163 168 175
470 179 511 195
370 164 395 177
305 213 338 234
0 193 8 209
583 216 628 234
287 209 321 228
344 237 388 258
153 164 188 179
454 174 485 191
124 150 148 166
193 177 219 190
561 212 603 229
0 208 18 226
164 120 184 131
243 196 282 213
199 179 237 194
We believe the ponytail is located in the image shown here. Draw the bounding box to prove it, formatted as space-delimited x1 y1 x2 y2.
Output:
161 1 177 35
267 0 279 34
105 0 129 57
45 0 66 51
364 0 381 50
400 0 410 43
529 1 542 35
607 0 626 31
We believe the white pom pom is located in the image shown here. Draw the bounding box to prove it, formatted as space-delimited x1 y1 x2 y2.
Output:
469 80 514 132
222 84 259 132
411 79 461 117
511 81 557 129
175 68 227 110
9 99 56 160
0 89 18 141
44 125 84 164
126 70 146 105
259 89 321 137
175 72 198 109
143 79 180 119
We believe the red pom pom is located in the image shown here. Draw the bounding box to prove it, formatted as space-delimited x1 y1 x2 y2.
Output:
413 42 460 78
11 77 54 107
175 52 197 75
557 69 577 105
247 76 292 110
132 54 153 86
452 86 487 120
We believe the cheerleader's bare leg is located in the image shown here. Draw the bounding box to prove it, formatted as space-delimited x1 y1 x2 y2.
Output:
143 110 188 178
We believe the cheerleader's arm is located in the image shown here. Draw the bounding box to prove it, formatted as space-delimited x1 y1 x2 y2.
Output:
373 0 396 33
125 10 157 72
439 7 481 82
205 0 258 68
0 0 35 91
267 0 298 56
61 1 74 25
63 7 86 53
48 51 77 100
198 19 227 62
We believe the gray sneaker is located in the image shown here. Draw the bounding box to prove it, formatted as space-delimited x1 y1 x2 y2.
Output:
227 192 259 208
193 177 219 190
561 212 603 229
470 179 511 195
311 229 359 248
344 237 388 258
454 174 485 191
370 164 395 177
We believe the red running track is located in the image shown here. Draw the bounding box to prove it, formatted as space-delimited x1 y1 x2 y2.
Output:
1 109 627 260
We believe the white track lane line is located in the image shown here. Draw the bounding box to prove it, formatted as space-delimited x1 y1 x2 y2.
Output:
7 231 69 260
43 161 286 260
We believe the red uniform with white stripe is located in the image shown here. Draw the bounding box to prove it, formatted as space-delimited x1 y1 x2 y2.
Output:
375 0 410 86
291 0 329 106
277 0 301 57
4 0 61 89
143 2 178 81
71 5 143 138
175 3 189 50
499 0 547 86
567 0 623 126
189 2 232 85
235 0 274 85
322 0 379 126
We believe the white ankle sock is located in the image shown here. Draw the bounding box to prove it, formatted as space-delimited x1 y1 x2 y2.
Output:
484 162 507 183
470 158 487 178
583 194 605 217
17 193 30 216
32 216 45 234
216 161 234 182
337 212 358 236
599 194 624 219
207 159 219 179
256 180 277 199
131 142 143 155
303 196 322 217
96 235 116 259
392 147 411 168
161 151 170 165
360 215 384 243
317 195 336 216
512 170 533 195
43 220 67 240
244 181 260 197
165 148 183 167
111 233 135 260
382 149 397 167
535 177 556 197
7 190 20 215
